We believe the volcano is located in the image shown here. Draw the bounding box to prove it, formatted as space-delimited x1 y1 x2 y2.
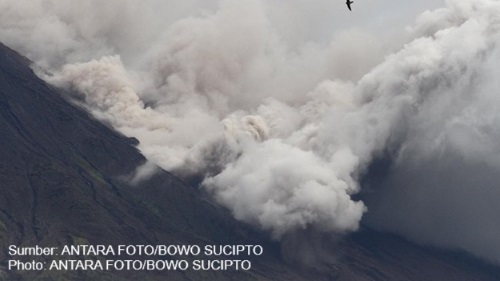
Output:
0 42 499 281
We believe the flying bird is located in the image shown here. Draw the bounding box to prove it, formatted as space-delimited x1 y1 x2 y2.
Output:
346 0 353 11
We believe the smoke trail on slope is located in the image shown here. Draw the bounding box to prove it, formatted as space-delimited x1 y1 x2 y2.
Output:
4 0 500 263
44 0 369 237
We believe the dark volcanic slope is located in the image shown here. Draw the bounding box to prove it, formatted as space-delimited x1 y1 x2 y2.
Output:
0 42 298 281
1 42 499 281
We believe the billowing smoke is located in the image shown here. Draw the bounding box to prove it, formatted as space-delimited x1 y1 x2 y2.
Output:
362 1 500 263
4 0 500 264
42 1 369 238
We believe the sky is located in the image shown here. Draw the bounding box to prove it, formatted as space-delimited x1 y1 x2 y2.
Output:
5 0 500 265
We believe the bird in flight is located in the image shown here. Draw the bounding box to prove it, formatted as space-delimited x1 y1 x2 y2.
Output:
346 0 353 10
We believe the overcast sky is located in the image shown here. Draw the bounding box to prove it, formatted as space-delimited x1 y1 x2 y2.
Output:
265 0 446 44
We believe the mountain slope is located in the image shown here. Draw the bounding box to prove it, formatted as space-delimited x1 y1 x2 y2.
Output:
1 42 499 281
0 42 298 281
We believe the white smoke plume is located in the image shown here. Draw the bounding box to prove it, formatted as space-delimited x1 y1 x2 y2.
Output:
4 0 500 264
42 1 369 237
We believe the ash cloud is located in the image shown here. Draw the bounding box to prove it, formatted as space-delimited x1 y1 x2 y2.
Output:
4 0 500 264
363 0 500 262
